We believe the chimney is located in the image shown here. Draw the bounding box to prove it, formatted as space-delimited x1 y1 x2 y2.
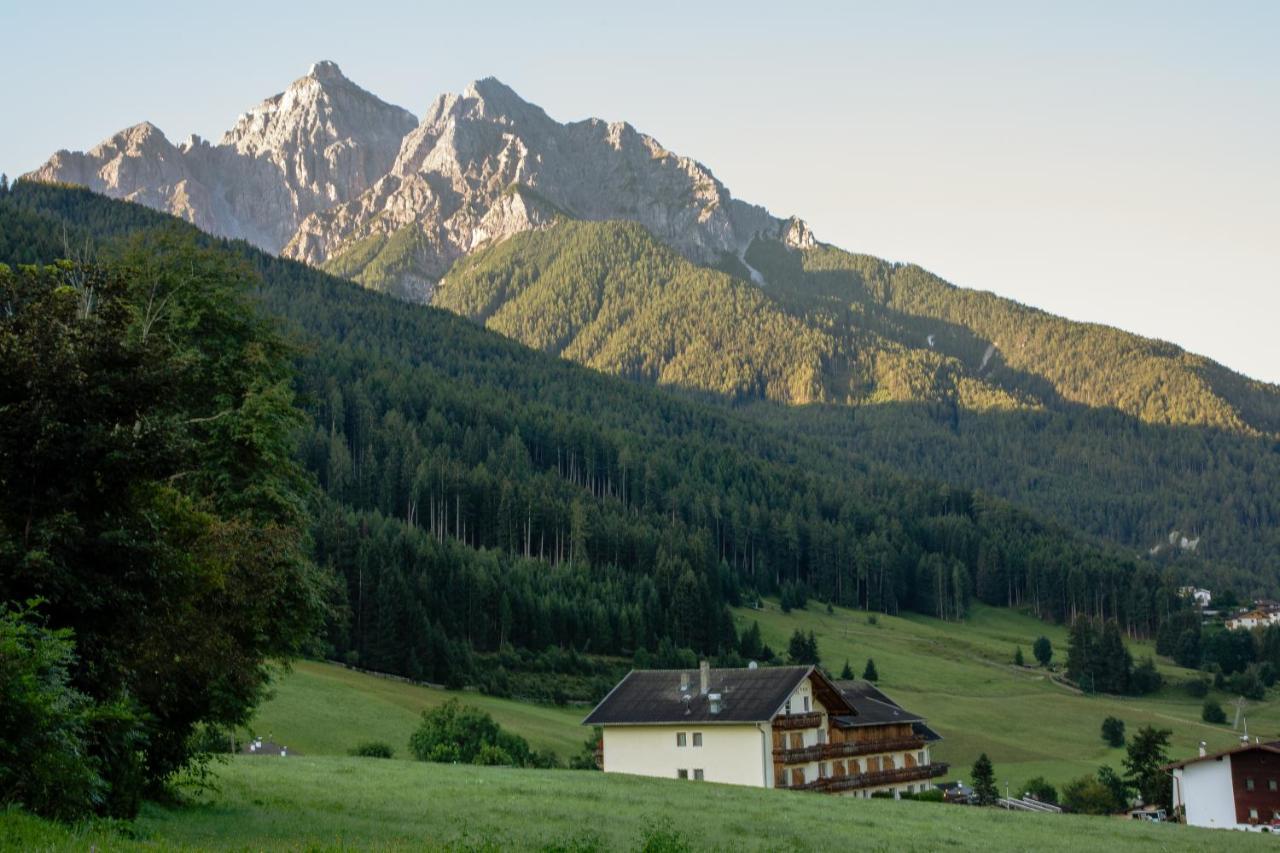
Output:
1199 742 1207 757
699 660 710 696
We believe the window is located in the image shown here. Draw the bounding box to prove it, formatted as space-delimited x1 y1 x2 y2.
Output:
677 769 688 780
819 762 829 779
692 732 703 747
817 729 826 745
1247 777 1255 791
784 699 791 714
693 769 704 781
676 732 687 747
918 751 927 765
1250 808 1259 820
1270 779 1277 792
803 696 811 712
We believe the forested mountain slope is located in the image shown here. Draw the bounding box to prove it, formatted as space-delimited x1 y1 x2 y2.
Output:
437 221 1280 575
0 182 1222 691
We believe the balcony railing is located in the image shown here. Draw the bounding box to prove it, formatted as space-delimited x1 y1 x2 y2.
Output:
780 762 949 794
772 712 823 731
773 736 927 765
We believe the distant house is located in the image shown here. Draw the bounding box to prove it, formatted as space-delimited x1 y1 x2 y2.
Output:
583 661 946 795
1226 610 1279 631
1165 740 1280 831
1177 587 1212 608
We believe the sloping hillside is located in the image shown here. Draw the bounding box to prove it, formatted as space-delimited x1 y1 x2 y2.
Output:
437 220 1280 577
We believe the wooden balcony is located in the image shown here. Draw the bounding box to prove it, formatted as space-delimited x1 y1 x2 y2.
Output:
773 736 927 765
772 711 823 731
780 762 949 794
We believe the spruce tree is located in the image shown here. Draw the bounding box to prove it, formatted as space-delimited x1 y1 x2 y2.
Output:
840 659 854 679
971 753 998 805
863 658 879 681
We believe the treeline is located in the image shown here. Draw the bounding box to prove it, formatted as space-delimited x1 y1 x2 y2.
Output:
0 183 1214 697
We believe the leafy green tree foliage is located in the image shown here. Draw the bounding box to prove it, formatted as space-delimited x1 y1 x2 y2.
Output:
787 630 819 665
971 753 998 806
0 603 125 821
862 659 879 681
409 699 554 767
0 236 327 813
1202 627 1256 676
1033 636 1052 667
1022 776 1057 804
1101 717 1126 748
1202 700 1227 724
1062 771 1127 815
1123 726 1173 810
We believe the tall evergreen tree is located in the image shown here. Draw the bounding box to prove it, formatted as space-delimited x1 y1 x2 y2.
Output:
971 753 999 806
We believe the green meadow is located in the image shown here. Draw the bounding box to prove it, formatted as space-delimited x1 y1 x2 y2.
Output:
4 756 1273 851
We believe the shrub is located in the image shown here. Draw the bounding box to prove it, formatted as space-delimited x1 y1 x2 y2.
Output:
1183 677 1209 698
349 741 394 759
1033 636 1053 667
1202 700 1227 724
1100 717 1125 748
409 700 534 767
1023 776 1058 804
1062 775 1121 815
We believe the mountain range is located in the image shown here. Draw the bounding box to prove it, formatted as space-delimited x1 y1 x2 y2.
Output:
24 61 1280 578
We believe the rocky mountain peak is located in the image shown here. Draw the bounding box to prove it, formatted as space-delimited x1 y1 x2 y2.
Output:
308 60 345 81
28 64 789 298
781 216 816 250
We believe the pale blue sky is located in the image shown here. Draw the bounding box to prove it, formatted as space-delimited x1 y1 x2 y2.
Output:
3 1 1277 383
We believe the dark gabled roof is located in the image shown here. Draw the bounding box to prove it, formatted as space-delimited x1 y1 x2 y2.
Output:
1162 740 1280 771
583 665 852 726
832 680 939 741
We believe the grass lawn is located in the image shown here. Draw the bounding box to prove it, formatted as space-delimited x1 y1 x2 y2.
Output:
736 601 1278 790
243 661 588 760
4 755 1275 851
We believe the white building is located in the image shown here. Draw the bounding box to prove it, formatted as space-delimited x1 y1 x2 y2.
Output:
1166 740 1280 831
1177 587 1212 608
1226 610 1280 631
583 662 945 796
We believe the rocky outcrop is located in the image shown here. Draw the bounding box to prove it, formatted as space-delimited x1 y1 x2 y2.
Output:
27 62 417 253
29 63 799 297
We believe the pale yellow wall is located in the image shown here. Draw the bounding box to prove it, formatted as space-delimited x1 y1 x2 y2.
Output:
602 724 767 787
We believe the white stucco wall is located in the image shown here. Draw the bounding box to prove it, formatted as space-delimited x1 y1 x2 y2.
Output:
602 724 768 787
1176 757 1237 829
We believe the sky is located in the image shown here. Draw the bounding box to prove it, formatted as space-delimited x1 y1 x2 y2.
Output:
3 1 1277 383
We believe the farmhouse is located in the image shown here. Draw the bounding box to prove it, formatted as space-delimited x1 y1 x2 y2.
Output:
1165 740 1280 831
1226 610 1279 631
583 662 946 795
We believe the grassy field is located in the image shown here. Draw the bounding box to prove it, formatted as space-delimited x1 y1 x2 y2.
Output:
242 661 587 760
737 601 1277 790
4 755 1275 851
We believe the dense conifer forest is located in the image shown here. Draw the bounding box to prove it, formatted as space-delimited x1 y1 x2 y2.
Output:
0 182 1262 697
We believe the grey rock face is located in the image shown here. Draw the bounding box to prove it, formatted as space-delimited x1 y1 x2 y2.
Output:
29 64 811 296
27 62 417 254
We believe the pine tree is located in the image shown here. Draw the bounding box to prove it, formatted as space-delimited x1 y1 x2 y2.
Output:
863 658 879 681
1014 646 1024 667
840 659 854 679
971 753 998 805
